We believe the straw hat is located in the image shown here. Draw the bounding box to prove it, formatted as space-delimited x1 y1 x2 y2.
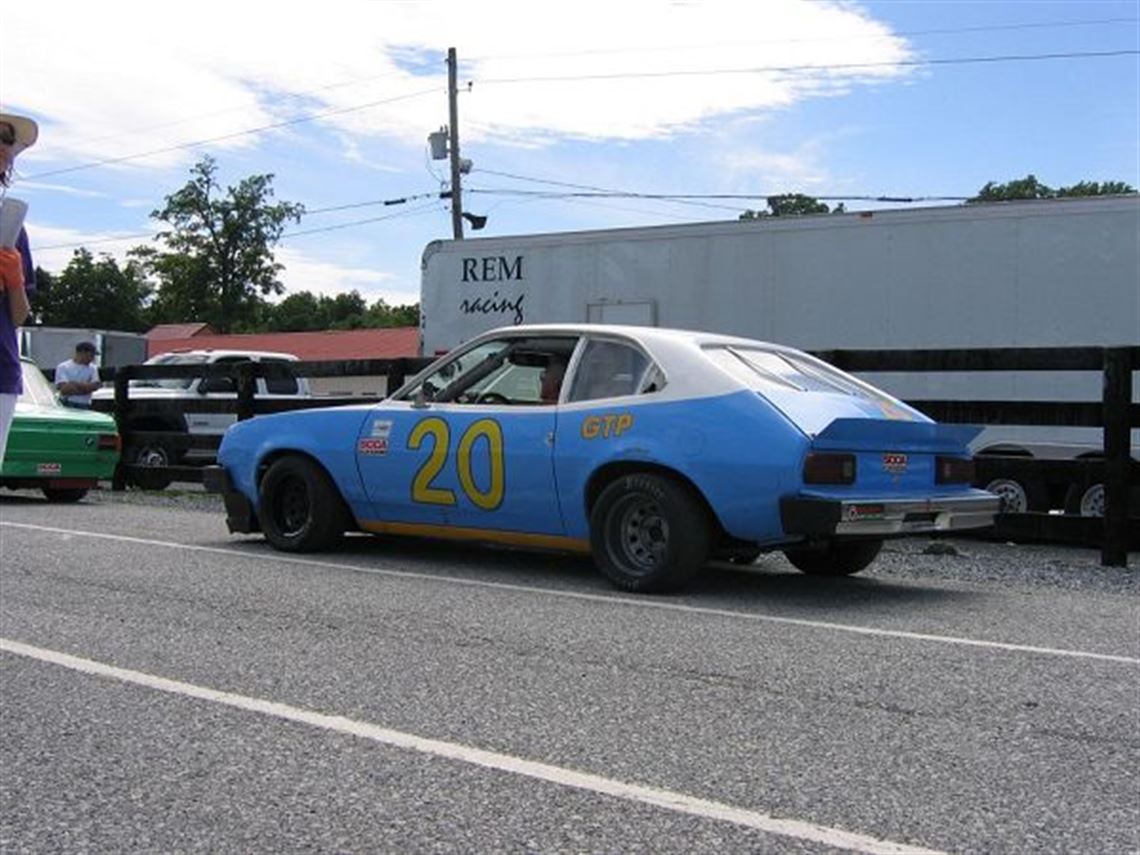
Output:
0 112 39 155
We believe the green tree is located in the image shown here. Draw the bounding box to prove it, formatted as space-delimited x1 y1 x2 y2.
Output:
740 193 844 219
970 175 1135 203
33 249 151 331
132 157 303 333
1055 180 1136 197
267 291 327 332
323 291 368 330
367 298 419 327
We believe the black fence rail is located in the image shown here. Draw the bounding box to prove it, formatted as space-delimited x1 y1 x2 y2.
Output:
82 346 1135 566
815 346 1137 565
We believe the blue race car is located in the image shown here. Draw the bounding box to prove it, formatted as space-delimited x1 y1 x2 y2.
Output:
205 324 999 592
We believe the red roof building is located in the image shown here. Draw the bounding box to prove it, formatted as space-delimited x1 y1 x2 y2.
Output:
147 322 217 340
145 327 422 396
146 327 420 361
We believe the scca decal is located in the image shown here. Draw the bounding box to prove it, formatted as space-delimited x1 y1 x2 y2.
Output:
581 413 634 439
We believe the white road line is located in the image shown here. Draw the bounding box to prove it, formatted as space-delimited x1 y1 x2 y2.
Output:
0 637 945 855
3 521 1137 666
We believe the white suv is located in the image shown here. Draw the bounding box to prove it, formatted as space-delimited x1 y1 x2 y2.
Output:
92 349 312 470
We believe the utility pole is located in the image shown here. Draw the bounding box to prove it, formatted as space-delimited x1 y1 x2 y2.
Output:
447 47 464 240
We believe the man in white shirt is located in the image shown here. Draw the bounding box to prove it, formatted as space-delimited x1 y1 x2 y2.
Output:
55 341 101 408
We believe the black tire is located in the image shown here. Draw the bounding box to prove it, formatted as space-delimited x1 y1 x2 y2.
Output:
42 487 88 503
125 439 175 491
589 473 710 593
784 540 883 577
259 456 349 552
1063 480 1140 517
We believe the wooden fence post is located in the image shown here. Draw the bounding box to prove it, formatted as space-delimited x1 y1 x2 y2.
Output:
236 363 256 422
111 367 131 491
1101 347 1131 566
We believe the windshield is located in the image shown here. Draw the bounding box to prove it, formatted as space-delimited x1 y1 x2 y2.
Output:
132 353 210 389
18 361 60 407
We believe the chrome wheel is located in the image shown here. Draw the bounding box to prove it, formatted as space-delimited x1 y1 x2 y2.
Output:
1078 484 1105 517
985 478 1029 514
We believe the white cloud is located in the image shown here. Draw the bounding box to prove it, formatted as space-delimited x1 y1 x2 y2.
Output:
3 0 913 172
724 145 831 190
28 225 416 307
274 247 414 306
27 224 149 273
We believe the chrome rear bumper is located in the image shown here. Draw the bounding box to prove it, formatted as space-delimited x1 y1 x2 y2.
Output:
781 492 1001 537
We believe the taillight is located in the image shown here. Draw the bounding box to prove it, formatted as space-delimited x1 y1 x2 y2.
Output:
98 434 121 452
936 456 975 484
803 452 856 485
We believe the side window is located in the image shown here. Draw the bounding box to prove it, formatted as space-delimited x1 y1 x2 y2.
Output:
401 337 578 405
567 339 655 403
263 359 300 395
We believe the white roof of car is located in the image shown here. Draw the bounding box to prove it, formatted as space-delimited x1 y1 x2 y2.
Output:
148 349 300 362
465 323 803 404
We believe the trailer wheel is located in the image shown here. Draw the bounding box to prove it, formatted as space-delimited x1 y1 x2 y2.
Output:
1063 481 1140 517
589 473 710 593
124 439 175 491
983 477 1046 514
784 540 883 576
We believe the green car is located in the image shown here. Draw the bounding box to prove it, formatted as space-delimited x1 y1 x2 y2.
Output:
0 358 120 502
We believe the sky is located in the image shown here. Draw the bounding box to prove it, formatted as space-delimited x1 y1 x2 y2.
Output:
3 0 1137 312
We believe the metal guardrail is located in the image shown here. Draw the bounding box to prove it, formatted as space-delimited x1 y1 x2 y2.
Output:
75 346 1136 566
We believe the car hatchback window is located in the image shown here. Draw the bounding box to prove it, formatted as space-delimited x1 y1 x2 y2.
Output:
706 345 904 406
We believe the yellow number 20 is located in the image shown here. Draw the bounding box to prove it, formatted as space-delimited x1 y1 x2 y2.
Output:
409 417 505 510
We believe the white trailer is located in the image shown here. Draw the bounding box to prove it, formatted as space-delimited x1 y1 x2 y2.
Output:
420 195 1139 511
18 325 148 372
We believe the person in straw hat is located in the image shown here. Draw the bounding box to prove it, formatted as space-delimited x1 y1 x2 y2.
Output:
0 110 38 465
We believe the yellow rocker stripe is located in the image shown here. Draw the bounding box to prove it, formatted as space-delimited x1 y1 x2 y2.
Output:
360 520 591 554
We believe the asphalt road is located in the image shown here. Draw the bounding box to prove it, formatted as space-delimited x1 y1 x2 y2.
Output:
1 493 1137 854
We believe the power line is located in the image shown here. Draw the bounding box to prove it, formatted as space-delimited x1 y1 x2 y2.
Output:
476 49 1139 85
37 193 447 251
305 192 441 215
282 200 446 239
22 86 441 181
473 168 744 213
467 17 1139 61
468 189 971 203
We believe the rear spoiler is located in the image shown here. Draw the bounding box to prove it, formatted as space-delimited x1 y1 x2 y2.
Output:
811 418 981 454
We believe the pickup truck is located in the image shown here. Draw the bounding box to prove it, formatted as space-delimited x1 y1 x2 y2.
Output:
91 349 312 475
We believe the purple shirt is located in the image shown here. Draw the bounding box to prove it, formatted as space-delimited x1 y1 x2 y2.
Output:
0 227 35 394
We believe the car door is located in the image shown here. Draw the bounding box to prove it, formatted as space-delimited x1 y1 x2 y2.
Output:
355 334 578 538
